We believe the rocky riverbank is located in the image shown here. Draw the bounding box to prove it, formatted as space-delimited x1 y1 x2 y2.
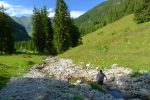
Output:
0 57 150 100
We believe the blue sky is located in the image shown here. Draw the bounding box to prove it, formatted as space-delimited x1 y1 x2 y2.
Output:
0 0 105 18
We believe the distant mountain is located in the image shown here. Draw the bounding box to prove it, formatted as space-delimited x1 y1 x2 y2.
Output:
11 16 55 37
12 16 32 36
75 0 136 35
9 16 30 41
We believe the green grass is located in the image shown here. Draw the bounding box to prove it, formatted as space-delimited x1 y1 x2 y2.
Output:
0 54 47 89
89 82 100 90
131 72 143 78
58 14 150 72
74 96 83 100
89 82 105 93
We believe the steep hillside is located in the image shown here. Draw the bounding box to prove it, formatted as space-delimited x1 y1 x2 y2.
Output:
75 0 136 35
10 17 30 41
59 15 150 72
12 16 32 36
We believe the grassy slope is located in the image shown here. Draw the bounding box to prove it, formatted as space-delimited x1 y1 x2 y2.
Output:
59 15 150 72
0 54 46 89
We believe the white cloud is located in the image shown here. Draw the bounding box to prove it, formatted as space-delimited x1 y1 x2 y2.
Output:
48 10 85 18
48 8 55 18
0 1 32 16
48 12 55 18
70 11 85 18
48 8 53 12
0 1 85 18
0 1 10 8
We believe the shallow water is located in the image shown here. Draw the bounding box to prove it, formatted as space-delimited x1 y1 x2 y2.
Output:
108 90 128 98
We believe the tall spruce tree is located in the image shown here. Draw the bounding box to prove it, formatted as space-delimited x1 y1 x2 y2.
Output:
42 6 54 54
53 0 72 53
0 6 15 54
32 7 40 52
32 7 53 54
32 7 45 53
0 11 3 52
70 19 82 47
53 0 81 53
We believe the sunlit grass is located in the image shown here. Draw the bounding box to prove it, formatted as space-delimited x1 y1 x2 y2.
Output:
0 54 47 89
58 14 150 72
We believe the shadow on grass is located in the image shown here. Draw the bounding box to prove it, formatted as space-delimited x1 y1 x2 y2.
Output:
0 75 10 89
13 52 49 56
0 63 12 89
0 52 50 56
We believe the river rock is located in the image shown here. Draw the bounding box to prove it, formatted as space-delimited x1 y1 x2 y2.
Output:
0 57 149 100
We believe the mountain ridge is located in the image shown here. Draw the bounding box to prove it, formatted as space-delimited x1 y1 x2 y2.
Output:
11 16 32 37
75 0 135 35
8 15 30 41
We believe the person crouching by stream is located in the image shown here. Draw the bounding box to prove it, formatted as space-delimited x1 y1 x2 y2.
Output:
96 70 107 85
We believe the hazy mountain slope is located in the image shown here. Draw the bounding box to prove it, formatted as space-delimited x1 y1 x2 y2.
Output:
12 16 32 36
10 16 30 41
59 15 150 72
75 0 135 35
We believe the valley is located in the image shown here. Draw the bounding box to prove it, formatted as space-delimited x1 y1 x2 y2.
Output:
0 0 150 99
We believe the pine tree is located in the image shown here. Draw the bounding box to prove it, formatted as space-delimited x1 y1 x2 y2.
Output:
0 6 5 53
32 7 39 52
53 0 80 53
70 19 81 47
42 6 54 54
0 6 15 54
53 0 71 53
32 7 46 53
32 7 54 54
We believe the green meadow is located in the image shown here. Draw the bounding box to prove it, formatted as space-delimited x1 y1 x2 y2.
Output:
0 54 46 89
58 15 150 72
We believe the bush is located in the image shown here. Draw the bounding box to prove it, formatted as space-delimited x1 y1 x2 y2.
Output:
74 96 83 100
90 83 100 90
27 61 35 65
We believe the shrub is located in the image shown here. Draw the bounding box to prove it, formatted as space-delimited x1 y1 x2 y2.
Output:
74 96 83 100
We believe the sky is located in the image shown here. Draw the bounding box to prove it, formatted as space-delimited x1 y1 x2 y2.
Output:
0 0 105 18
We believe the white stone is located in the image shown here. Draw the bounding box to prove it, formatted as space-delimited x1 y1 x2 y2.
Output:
76 80 82 84
95 67 99 70
112 64 119 68
86 63 91 67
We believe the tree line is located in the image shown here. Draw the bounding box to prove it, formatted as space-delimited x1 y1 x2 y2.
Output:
32 6 54 54
0 0 81 55
0 6 15 54
15 40 35 53
134 0 150 24
1 0 150 54
75 0 150 35
32 0 81 54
